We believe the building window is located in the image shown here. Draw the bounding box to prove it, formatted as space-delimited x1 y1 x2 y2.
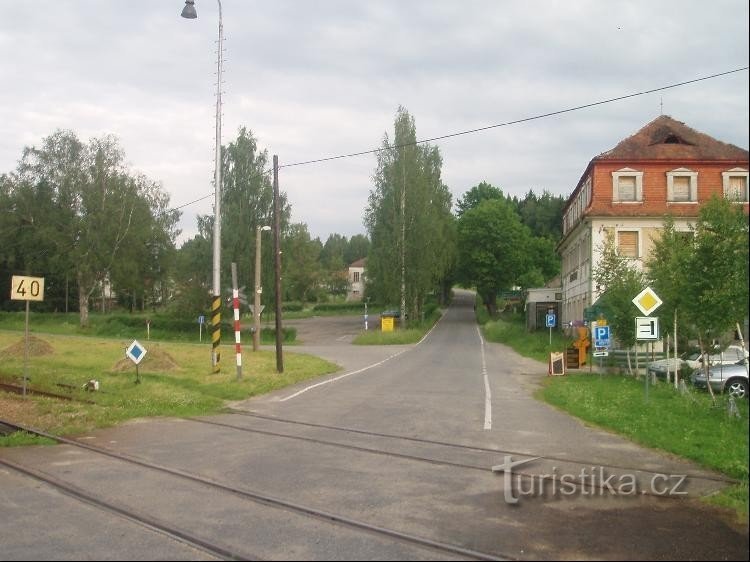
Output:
617 231 639 258
667 168 698 202
722 169 749 203
612 169 643 202
353 271 360 283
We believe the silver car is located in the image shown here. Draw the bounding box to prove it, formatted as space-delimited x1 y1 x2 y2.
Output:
692 359 749 399
647 345 748 380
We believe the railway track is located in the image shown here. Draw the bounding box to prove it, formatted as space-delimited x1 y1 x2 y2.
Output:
0 418 509 561
199 410 736 492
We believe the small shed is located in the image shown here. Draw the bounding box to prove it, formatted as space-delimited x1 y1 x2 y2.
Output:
525 287 562 331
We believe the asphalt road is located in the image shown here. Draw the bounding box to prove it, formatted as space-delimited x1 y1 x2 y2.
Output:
0 290 747 560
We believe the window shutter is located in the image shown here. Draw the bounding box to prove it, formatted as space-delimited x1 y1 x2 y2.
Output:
672 176 690 201
729 176 747 201
617 231 638 258
617 176 636 201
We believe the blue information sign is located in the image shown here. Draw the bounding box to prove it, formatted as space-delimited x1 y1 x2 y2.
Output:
594 325 610 347
545 313 556 328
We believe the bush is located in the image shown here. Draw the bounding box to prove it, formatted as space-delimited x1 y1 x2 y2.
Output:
312 302 365 313
260 327 297 343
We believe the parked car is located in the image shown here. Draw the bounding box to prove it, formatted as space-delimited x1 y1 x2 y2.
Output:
692 359 749 399
647 345 748 380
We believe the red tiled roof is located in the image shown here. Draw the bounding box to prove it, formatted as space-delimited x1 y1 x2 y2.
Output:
595 115 748 161
349 258 367 268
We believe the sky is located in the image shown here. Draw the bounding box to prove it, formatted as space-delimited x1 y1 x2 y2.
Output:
1 1 748 246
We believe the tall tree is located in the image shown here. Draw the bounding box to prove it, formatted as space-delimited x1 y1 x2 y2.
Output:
219 127 290 298
344 234 370 265
455 181 506 218
646 216 695 385
456 198 531 316
365 107 455 323
11 130 177 326
681 196 749 400
517 189 566 240
282 223 322 303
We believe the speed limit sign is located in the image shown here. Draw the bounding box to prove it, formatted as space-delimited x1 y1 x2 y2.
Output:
11 276 45 302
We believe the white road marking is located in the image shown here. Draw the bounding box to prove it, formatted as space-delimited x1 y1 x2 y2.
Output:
477 325 492 430
279 308 448 402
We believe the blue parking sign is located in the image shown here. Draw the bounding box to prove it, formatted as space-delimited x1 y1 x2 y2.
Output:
545 313 556 328
594 325 610 346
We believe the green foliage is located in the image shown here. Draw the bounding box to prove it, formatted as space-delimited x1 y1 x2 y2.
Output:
541 375 749 483
516 189 566 240
457 198 531 315
260 326 297 343
352 308 442 345
593 229 646 352
1 130 180 325
0 331 337 441
482 312 570 362
312 302 365 312
365 107 456 324
455 181 507 217
0 431 57 447
282 223 322 303
682 196 749 341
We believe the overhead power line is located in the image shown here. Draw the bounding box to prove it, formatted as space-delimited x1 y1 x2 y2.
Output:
171 66 749 213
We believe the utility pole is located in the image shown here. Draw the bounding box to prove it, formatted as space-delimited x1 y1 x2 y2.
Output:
400 148 406 328
273 155 284 373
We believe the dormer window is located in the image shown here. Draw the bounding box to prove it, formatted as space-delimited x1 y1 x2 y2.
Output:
612 168 643 203
667 168 698 203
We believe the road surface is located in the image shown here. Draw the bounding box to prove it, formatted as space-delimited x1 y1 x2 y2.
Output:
0 290 747 560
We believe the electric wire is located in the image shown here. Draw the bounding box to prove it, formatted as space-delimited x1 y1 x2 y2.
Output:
163 67 748 214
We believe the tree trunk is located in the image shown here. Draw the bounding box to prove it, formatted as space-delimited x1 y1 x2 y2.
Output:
698 335 717 404
673 310 679 390
78 277 90 328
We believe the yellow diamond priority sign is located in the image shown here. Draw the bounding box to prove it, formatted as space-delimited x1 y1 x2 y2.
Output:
632 287 662 316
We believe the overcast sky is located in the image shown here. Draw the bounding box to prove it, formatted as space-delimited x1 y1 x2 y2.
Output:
1 1 748 245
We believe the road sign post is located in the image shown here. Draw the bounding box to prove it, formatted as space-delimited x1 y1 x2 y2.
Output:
11 276 45 398
632 287 663 403
126 340 147 385
545 312 556 345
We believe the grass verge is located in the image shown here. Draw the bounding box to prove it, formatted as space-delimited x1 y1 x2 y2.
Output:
539 374 749 521
351 310 442 345
474 297 749 521
0 331 338 443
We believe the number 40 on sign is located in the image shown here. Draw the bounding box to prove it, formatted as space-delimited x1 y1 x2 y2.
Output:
11 276 45 302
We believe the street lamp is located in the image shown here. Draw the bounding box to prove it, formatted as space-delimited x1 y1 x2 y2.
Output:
253 225 272 351
181 0 224 371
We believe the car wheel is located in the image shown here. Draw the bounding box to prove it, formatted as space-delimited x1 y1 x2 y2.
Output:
725 378 749 399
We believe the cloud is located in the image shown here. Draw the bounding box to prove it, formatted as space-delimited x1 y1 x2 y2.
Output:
1 0 747 245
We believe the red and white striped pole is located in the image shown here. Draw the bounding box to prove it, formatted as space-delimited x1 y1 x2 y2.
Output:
231 263 242 380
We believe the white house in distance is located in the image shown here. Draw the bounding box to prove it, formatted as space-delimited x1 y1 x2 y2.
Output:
347 258 366 301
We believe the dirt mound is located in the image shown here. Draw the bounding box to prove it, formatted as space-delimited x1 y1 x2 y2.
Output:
112 346 180 372
1 336 54 358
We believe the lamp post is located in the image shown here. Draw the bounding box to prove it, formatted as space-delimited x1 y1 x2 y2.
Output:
181 0 224 371
253 225 272 351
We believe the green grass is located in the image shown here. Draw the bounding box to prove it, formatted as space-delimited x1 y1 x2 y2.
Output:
0 330 338 443
473 296 748 520
352 310 442 345
0 431 56 447
0 311 299 344
483 316 570 362
540 374 749 520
